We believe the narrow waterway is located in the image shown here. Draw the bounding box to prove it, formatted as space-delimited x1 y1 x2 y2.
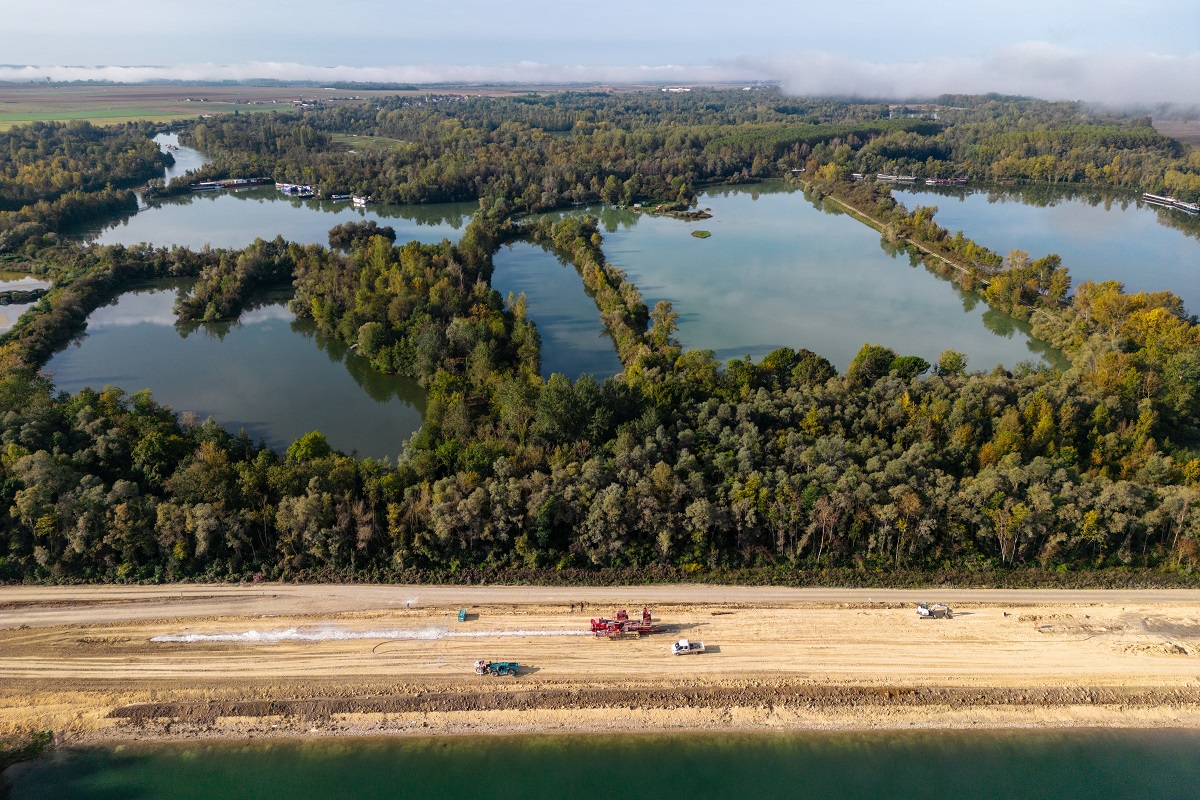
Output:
491 241 623 380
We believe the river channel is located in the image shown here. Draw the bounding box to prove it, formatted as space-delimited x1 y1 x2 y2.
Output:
9 729 1200 799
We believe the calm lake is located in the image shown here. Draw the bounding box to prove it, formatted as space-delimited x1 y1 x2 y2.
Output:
75 135 476 250
9 730 1200 799
574 183 1065 373
43 135 477 457
43 283 425 459
893 185 1200 316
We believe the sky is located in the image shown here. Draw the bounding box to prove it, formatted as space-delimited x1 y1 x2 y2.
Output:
1 0 1197 103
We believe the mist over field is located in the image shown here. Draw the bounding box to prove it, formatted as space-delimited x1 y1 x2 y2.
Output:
1 0 1196 103
2 44 1198 105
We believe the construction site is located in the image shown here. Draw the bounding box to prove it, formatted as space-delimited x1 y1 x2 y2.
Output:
3 584 1200 742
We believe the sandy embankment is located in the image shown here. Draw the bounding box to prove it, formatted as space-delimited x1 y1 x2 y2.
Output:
2 585 1200 741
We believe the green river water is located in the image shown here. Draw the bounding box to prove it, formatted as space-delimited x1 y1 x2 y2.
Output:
8 730 1200 799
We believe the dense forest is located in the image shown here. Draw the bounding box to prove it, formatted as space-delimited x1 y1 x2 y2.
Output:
0 121 170 253
170 91 1200 209
0 89 1198 586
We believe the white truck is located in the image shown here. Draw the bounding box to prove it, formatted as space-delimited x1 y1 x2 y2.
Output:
671 638 705 655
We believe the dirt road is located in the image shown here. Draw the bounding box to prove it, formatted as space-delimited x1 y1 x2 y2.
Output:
3 584 1200 740
5 583 1200 628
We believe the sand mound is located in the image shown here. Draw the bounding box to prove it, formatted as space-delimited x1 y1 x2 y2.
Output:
1118 640 1191 656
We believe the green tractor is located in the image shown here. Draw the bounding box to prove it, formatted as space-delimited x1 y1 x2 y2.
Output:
474 660 519 677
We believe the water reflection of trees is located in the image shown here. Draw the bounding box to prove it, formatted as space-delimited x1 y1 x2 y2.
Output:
290 318 426 407
901 183 1138 210
87 187 476 243
524 204 640 234
174 285 291 342
1150 205 1200 243
864 215 1070 370
530 181 800 233
701 180 795 203
980 307 1016 337
899 183 1200 244
84 279 425 412
176 316 236 341
596 205 640 233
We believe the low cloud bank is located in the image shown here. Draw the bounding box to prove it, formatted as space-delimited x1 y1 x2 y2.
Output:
758 43 1200 105
0 61 757 86
2 44 1196 104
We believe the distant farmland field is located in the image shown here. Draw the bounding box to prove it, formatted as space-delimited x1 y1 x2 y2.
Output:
0 84 399 129
0 82 699 130
1154 119 1200 150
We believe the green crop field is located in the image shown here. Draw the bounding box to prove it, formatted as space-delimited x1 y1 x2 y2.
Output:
0 84 391 131
0 107 230 130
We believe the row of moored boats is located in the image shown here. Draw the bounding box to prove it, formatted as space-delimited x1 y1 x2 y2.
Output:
1143 193 1199 214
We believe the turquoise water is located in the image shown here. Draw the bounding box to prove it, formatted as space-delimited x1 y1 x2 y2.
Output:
491 241 623 380
583 184 1063 373
892 185 1200 316
43 283 425 459
9 730 1200 799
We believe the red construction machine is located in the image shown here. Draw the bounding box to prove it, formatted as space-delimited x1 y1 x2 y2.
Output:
590 607 663 639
